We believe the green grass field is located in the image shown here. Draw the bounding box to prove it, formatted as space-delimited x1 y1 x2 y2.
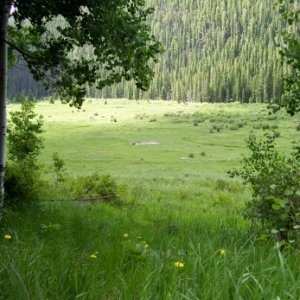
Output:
1 100 300 299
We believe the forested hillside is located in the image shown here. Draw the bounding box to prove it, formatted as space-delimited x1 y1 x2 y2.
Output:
8 0 286 103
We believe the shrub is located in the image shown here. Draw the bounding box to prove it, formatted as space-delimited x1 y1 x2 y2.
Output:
7 99 44 164
212 123 223 132
229 132 300 245
73 173 118 201
4 162 42 208
229 124 239 131
262 123 270 130
5 98 44 207
273 131 281 138
52 152 66 184
268 115 278 121
253 123 263 130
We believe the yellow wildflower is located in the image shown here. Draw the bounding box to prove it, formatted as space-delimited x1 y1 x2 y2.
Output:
4 234 12 240
219 249 226 256
143 243 149 249
90 254 97 259
123 233 129 238
174 261 185 268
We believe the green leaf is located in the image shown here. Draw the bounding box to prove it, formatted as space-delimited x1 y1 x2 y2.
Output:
284 189 293 196
279 239 286 246
280 214 288 221
272 204 281 211
273 198 283 205
257 233 267 241
271 229 279 234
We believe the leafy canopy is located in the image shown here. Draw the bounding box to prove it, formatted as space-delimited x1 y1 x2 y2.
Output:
7 0 163 107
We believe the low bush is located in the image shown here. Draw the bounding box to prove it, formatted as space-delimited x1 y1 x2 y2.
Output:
52 152 66 184
73 173 118 201
4 162 42 208
149 118 157 122
212 123 223 132
229 132 300 246
273 130 281 138
262 123 270 130
229 124 239 131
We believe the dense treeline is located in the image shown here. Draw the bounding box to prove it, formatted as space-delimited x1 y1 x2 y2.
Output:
8 0 286 103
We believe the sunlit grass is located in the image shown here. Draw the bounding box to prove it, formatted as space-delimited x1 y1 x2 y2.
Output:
1 100 300 299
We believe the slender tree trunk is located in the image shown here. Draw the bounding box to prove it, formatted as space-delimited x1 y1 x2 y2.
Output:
0 1 10 219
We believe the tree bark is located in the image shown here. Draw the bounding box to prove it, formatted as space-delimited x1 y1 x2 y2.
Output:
0 1 11 219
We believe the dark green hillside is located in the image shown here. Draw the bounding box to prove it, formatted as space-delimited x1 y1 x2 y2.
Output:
8 0 286 103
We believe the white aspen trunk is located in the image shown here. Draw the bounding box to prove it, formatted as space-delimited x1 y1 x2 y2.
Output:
0 1 11 218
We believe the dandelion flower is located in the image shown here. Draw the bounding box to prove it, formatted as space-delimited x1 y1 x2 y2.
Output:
219 249 226 256
175 261 185 268
4 234 12 240
90 254 97 259
143 243 149 249
123 233 129 238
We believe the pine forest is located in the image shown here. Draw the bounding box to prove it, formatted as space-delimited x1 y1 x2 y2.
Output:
8 0 286 103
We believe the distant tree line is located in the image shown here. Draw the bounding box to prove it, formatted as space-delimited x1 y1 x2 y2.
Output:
8 0 286 103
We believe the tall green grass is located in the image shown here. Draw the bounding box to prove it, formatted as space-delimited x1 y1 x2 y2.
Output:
1 100 300 299
1 202 300 299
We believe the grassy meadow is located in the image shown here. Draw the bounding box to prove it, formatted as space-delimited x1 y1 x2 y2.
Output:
1 100 300 299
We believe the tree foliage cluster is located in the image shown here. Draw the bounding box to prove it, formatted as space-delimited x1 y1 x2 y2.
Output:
230 133 300 246
9 0 286 103
6 0 162 107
